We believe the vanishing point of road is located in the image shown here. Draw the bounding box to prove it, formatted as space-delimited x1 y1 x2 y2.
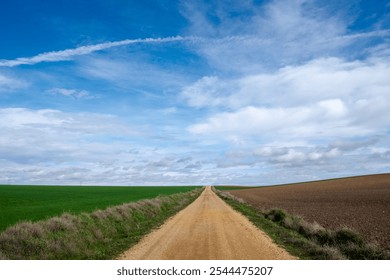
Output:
119 186 296 260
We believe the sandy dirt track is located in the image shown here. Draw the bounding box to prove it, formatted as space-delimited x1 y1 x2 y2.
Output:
119 187 295 260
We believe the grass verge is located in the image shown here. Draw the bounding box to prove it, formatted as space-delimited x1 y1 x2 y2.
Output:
0 188 203 260
0 185 199 231
214 188 390 260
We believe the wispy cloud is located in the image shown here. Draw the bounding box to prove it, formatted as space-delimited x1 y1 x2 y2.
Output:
181 0 390 72
47 88 92 99
1 0 389 185
0 28 387 71
0 73 27 91
47 88 90 99
0 36 190 67
78 55 191 91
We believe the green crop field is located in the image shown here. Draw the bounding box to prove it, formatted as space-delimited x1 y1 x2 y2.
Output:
0 185 199 232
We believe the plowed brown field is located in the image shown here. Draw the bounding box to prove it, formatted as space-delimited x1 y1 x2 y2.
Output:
119 187 295 260
228 174 390 249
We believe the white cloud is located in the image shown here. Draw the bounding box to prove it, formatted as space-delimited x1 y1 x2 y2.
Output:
0 36 189 67
181 0 389 72
47 88 90 99
0 108 127 183
160 107 177 114
0 108 220 185
182 57 390 109
185 55 390 142
1 1 389 185
266 147 341 164
215 135 388 173
0 108 139 159
78 55 191 90
0 73 27 92
184 52 390 180
0 108 65 127
317 99 347 119
180 76 233 108
188 101 360 140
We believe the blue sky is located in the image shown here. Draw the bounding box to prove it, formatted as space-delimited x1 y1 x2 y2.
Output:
0 0 389 185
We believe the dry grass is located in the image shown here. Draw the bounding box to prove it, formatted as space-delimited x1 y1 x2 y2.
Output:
0 188 202 259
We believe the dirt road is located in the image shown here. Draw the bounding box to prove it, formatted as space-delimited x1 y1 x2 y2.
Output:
118 187 295 260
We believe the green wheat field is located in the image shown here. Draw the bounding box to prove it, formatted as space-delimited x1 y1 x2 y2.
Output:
0 185 199 231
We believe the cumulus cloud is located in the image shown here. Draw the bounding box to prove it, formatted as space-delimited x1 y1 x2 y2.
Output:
182 57 390 109
188 100 371 140
184 53 390 179
186 56 390 142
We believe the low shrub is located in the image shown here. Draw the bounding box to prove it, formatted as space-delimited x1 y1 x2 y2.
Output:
339 242 390 260
334 228 363 246
265 209 286 223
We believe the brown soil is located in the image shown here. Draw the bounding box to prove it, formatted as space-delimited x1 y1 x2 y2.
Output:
228 174 390 249
118 187 296 260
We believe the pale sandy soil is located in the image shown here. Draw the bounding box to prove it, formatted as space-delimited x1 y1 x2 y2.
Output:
118 187 296 260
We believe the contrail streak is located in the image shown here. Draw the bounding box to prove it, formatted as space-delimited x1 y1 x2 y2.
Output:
0 36 197 67
0 29 388 67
